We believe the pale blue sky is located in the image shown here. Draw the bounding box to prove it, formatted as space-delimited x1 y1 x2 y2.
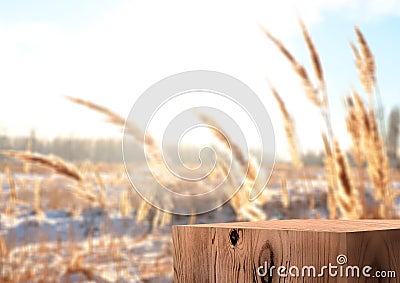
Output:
0 0 399 156
0 0 116 28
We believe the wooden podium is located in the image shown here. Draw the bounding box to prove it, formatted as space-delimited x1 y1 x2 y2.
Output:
173 220 400 282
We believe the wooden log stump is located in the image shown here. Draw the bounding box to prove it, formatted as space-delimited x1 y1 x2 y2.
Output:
173 220 400 282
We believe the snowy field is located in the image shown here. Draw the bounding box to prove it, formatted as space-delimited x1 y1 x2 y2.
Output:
1 163 399 282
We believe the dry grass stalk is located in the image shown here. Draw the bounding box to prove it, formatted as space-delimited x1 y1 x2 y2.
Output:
95 170 106 208
269 84 302 169
0 236 7 259
344 95 366 214
23 138 32 174
345 96 364 166
119 190 132 217
298 19 336 151
65 96 123 131
188 213 196 225
66 252 95 281
0 236 7 281
220 162 266 221
261 27 320 107
351 28 386 143
352 92 391 217
264 20 335 168
298 19 325 93
66 96 162 166
269 83 320 214
33 180 44 217
160 210 172 227
237 185 266 220
136 198 151 224
196 114 247 165
349 40 370 94
239 204 267 221
321 133 337 219
2 151 109 208
152 208 161 228
65 96 156 147
353 27 376 95
73 184 104 207
327 187 337 219
333 140 363 219
195 113 258 190
79 160 93 176
69 217 76 256
5 167 18 207
87 231 93 254
280 174 289 208
2 151 83 182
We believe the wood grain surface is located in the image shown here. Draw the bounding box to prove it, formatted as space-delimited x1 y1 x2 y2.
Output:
173 220 400 282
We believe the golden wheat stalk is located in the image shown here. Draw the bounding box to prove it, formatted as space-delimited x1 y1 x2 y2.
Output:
151 207 160 228
280 174 289 208
33 180 44 217
220 162 266 220
1 151 83 182
66 252 95 281
261 27 320 107
354 26 376 88
352 92 390 216
298 20 338 154
344 95 363 166
264 21 335 155
95 170 106 209
24 138 32 174
344 94 366 215
349 40 370 93
188 212 196 225
332 140 363 219
136 198 151 224
351 28 386 143
66 95 125 123
322 133 337 219
5 167 16 204
195 112 258 183
0 237 7 258
65 96 163 166
298 19 325 91
119 190 132 217
73 184 105 206
65 96 155 147
160 210 172 227
268 83 322 215
2 151 109 209
269 84 302 169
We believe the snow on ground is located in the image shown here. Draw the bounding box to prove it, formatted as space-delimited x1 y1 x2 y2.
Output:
1 168 400 282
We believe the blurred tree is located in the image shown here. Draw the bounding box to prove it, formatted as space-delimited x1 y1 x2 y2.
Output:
302 151 324 167
387 107 399 167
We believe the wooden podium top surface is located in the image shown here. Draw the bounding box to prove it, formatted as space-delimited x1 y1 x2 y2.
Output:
177 219 400 233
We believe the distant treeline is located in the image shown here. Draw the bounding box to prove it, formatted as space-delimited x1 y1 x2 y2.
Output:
0 134 127 162
0 133 277 164
0 115 398 166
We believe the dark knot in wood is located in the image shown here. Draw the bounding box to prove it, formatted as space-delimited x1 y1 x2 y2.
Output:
229 229 240 246
258 241 274 283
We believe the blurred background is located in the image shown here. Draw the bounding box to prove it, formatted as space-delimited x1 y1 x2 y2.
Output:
0 0 399 282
